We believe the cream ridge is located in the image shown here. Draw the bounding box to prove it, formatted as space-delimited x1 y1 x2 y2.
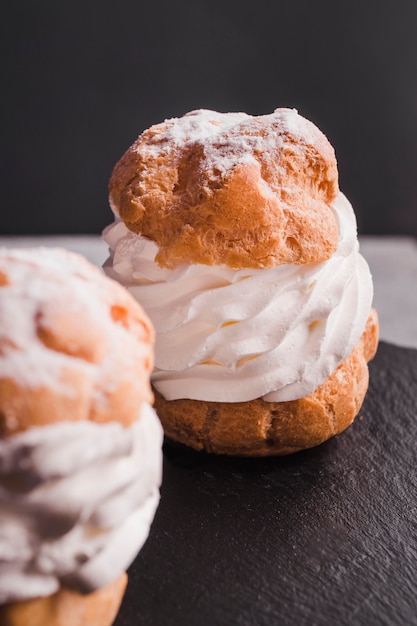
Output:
0 403 163 604
103 192 373 403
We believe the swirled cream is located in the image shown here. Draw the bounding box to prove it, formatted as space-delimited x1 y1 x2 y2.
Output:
103 192 373 403
0 403 163 604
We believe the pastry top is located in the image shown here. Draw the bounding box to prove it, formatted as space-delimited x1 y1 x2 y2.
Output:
109 108 339 269
0 247 154 436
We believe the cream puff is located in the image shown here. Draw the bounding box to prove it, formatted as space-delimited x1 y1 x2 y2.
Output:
103 108 379 456
0 247 163 626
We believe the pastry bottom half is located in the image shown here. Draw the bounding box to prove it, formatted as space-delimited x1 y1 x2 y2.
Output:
154 309 379 457
0 573 127 626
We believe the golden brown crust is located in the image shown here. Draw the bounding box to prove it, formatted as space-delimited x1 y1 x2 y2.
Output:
0 249 154 437
0 573 127 626
154 309 379 456
0 251 156 621
109 108 339 269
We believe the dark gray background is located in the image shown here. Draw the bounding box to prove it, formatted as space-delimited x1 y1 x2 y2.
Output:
2 0 417 236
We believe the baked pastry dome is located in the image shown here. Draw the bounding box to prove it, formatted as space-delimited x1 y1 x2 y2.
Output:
109 108 339 269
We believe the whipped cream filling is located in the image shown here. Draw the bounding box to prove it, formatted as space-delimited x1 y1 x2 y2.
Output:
103 192 373 403
0 403 163 603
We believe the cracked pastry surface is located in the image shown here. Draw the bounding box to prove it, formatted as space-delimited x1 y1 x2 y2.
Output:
109 108 339 269
0 246 154 436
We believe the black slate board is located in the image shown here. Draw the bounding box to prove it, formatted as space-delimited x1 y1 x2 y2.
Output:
114 342 417 626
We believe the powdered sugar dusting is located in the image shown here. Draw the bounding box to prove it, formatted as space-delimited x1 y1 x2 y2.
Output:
0 247 151 401
142 108 319 176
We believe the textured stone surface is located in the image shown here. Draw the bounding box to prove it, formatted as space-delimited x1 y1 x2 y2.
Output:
115 341 417 626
